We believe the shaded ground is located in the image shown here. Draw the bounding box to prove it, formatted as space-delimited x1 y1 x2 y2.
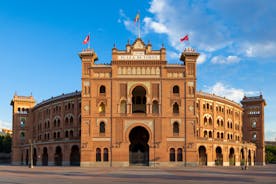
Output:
0 165 275 184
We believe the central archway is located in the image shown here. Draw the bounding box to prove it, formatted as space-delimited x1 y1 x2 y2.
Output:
132 86 147 113
129 126 149 166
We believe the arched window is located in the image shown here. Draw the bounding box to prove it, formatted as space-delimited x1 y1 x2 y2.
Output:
173 102 179 114
99 102 105 113
65 131 69 138
57 119 60 127
70 116 73 125
173 122 179 135
103 148 108 161
20 118 25 128
70 130 73 137
152 100 159 114
20 132 25 139
96 148 101 162
170 148 175 162
132 86 147 113
65 117 69 125
208 118 212 126
204 117 207 125
217 119 220 126
100 122 105 134
99 85 106 94
209 131 212 138
221 132 224 139
221 120 224 127
177 148 183 161
204 130 207 138
217 132 220 138
252 133 257 140
173 85 179 94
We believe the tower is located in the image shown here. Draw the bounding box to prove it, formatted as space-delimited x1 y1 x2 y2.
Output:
10 95 35 165
78 48 98 166
241 95 266 165
180 48 200 165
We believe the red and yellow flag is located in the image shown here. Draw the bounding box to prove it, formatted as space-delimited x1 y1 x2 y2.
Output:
134 12 140 23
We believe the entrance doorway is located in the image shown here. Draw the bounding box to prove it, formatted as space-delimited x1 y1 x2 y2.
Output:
42 147 48 166
54 146 63 166
198 146 207 166
215 147 223 166
129 126 149 166
70 145 80 166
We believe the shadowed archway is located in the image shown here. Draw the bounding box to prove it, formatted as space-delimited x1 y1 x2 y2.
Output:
129 126 149 166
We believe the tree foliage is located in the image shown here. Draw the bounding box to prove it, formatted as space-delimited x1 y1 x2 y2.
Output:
0 134 12 153
265 145 276 163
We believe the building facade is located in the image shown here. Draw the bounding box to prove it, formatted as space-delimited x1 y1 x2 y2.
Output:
11 38 265 167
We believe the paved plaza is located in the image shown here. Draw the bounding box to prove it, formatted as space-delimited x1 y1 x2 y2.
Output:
0 165 275 184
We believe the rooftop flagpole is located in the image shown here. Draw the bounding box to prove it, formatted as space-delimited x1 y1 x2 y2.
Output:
134 11 140 38
88 32 91 49
138 12 141 38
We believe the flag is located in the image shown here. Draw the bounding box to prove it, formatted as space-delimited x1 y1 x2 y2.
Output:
83 34 90 44
134 12 140 23
180 34 189 42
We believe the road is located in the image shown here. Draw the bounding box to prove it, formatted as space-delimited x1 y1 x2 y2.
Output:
0 165 275 184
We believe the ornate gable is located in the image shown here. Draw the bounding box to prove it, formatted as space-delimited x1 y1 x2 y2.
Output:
132 38 146 50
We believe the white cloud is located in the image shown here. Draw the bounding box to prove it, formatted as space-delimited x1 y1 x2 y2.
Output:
118 9 137 35
243 42 276 58
167 51 179 60
143 17 169 34
211 55 241 64
0 120 11 129
205 82 257 103
120 1 276 61
197 53 207 64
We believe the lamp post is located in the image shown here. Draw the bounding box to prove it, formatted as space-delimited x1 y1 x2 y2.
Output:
29 139 33 168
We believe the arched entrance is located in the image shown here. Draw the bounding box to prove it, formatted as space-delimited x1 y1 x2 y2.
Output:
129 126 149 166
241 148 245 165
215 147 223 166
229 147 235 166
42 147 48 166
248 150 251 166
54 146 62 166
198 146 207 166
70 145 80 166
132 86 147 113
25 149 29 166
33 148 37 166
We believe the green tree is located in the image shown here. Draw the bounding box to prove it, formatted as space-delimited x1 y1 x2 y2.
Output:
0 134 12 153
265 145 276 163
3 134 12 153
0 135 3 152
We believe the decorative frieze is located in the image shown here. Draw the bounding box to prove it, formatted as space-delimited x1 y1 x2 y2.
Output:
118 66 160 76
167 72 184 78
93 72 111 78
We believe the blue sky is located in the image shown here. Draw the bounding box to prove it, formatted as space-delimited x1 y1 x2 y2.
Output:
0 0 275 140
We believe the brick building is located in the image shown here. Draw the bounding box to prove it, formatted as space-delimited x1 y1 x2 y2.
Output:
10 38 265 167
